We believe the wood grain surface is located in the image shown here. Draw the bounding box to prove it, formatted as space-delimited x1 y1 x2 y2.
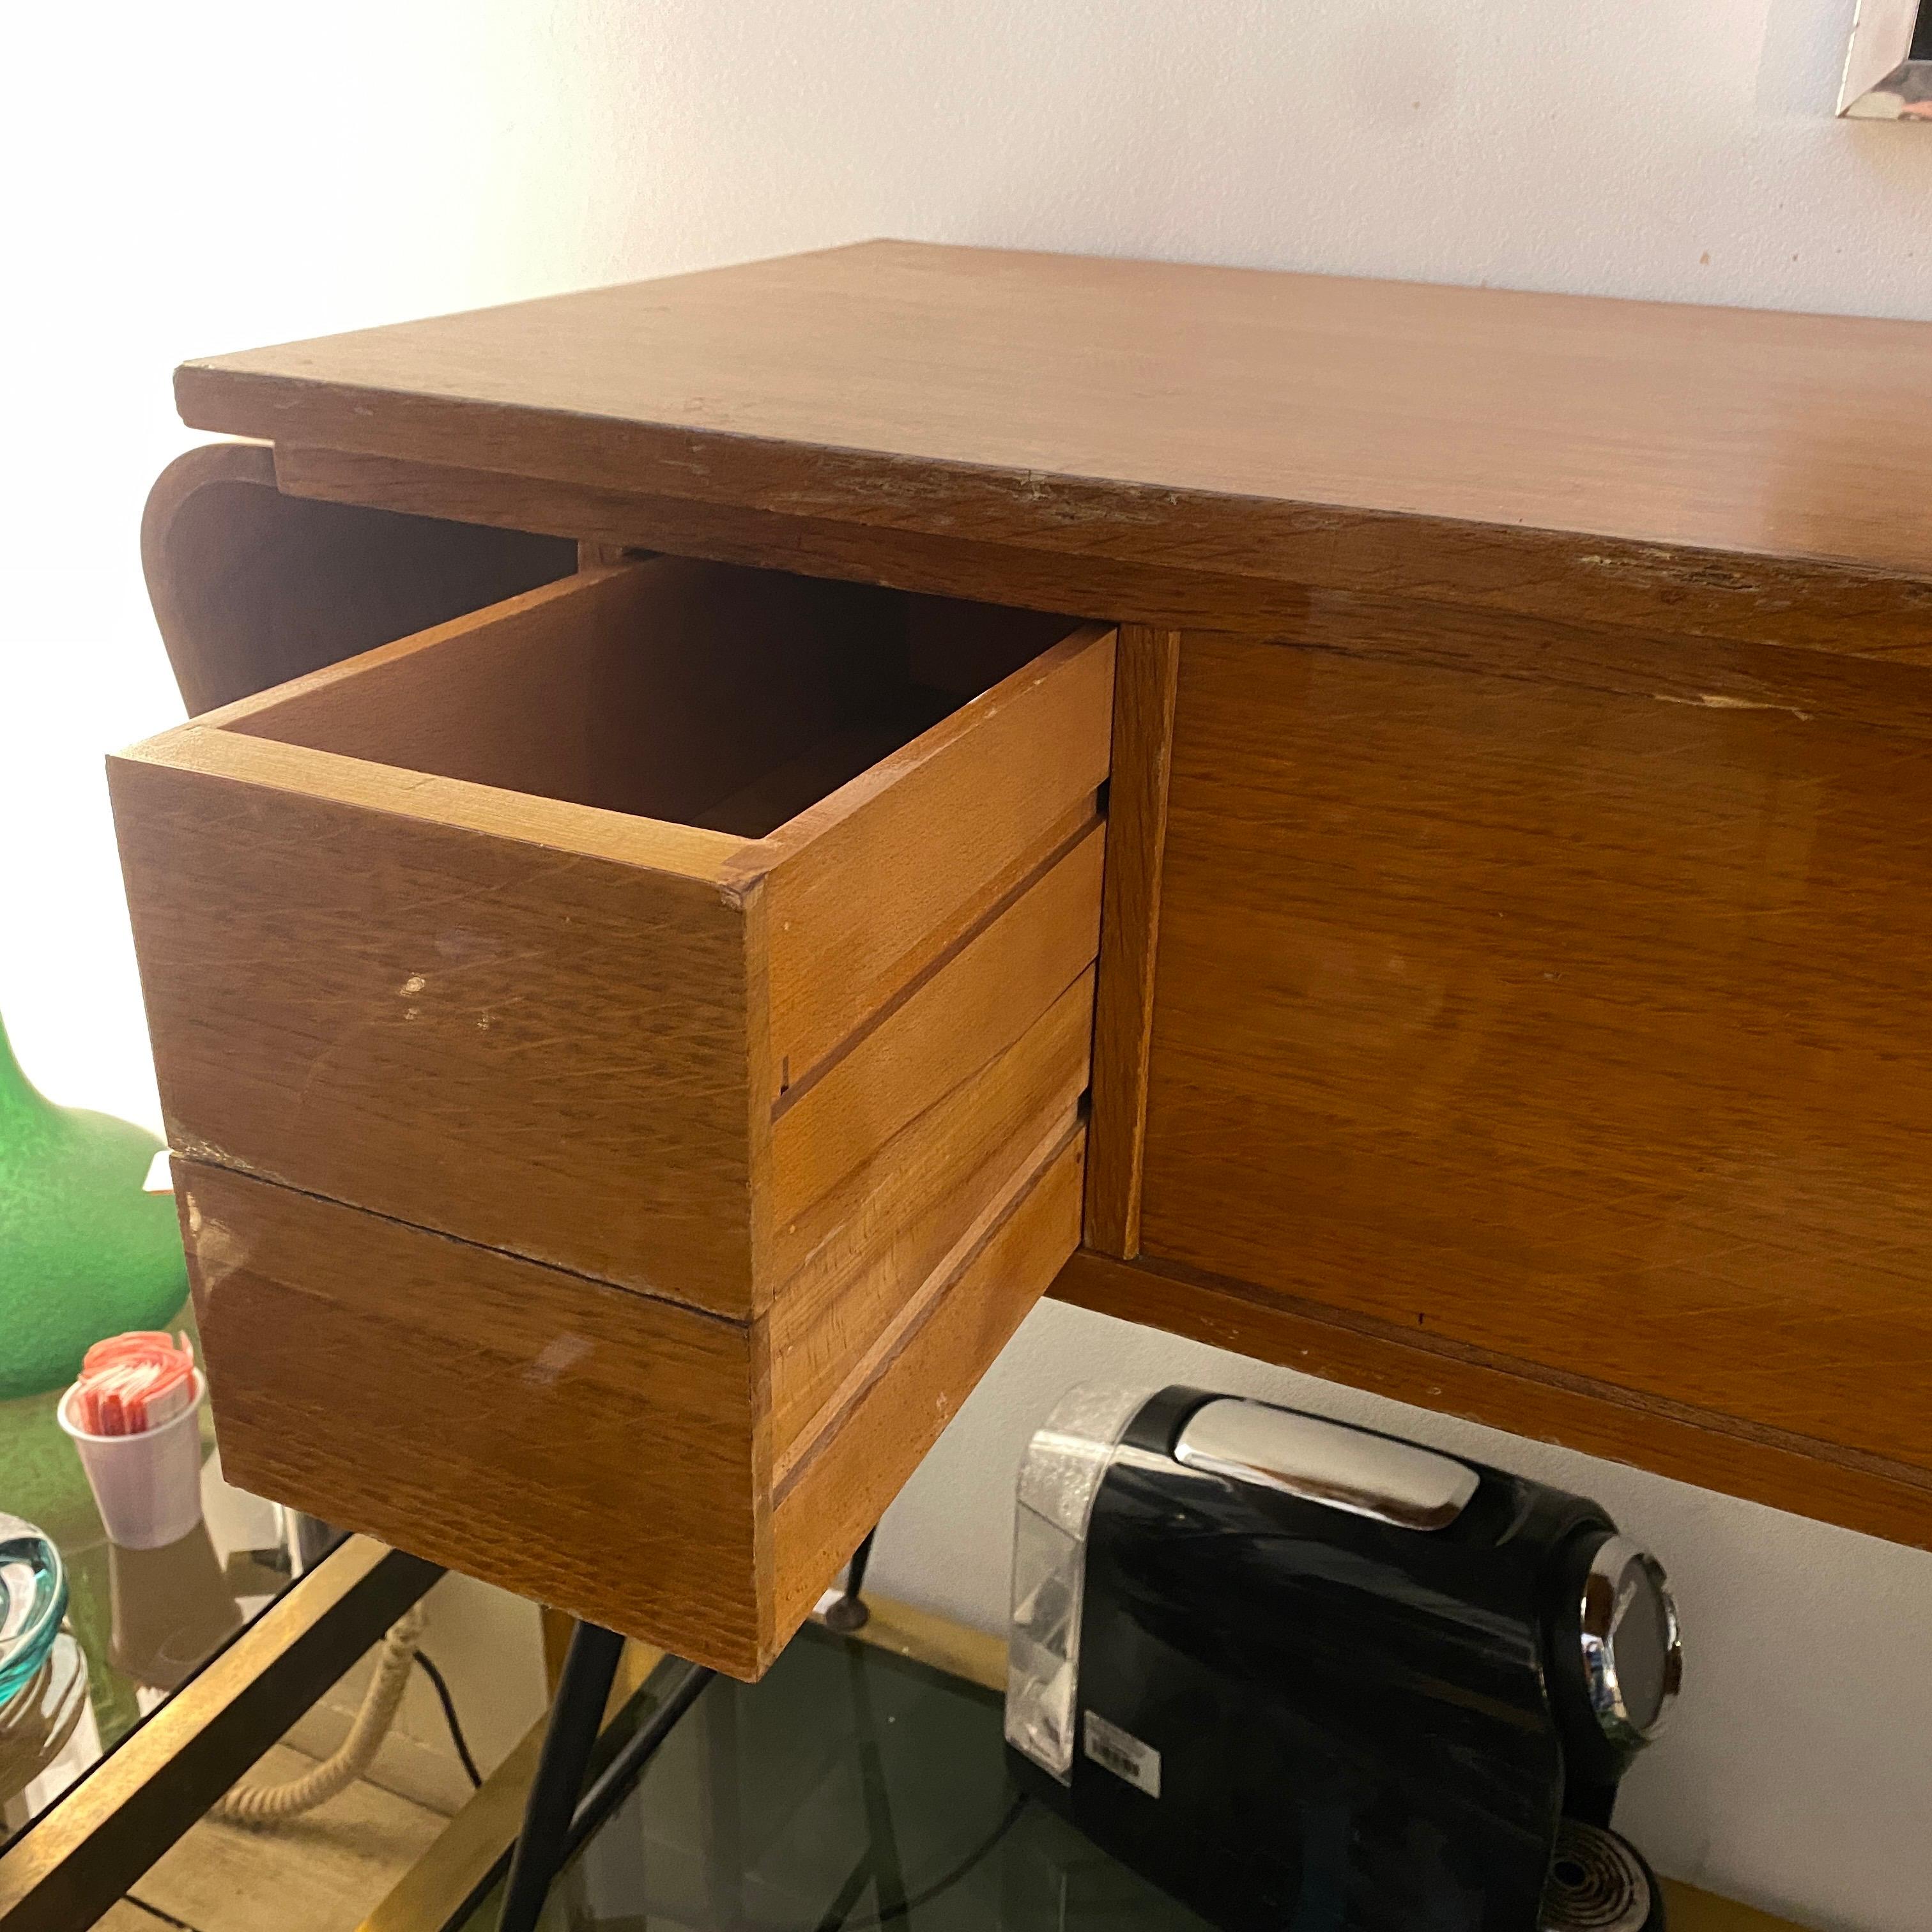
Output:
1084 625 1179 1257
270 440 1932 668
1052 1249 1932 1552
109 725 762 1315
171 1123 1087 1677
769 1128 1085 1643
176 1160 773 1676
768 827 1102 1232
1131 619 1932 1524
142 440 572 717
174 243 1932 657
115 547 1112 1662
749 623 1114 1104
768 970 1094 1469
226 558 907 828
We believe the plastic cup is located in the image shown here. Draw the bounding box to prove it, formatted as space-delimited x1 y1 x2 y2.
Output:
56 1372 205 1550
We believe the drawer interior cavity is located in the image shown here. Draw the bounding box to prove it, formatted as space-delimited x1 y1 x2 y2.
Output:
225 558 1077 838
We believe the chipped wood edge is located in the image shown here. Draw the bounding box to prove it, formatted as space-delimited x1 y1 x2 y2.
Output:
263 442 1932 667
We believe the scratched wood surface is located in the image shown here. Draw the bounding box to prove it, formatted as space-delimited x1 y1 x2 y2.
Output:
176 243 1932 657
266 438 1932 671
1121 615 1932 1537
109 723 762 1314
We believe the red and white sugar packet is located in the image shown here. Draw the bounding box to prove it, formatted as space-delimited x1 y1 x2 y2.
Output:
73 1331 197 1437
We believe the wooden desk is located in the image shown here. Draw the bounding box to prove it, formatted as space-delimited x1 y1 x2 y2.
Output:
114 242 1932 1674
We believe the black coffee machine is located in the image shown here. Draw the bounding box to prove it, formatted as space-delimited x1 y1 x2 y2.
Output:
1004 1386 1682 1932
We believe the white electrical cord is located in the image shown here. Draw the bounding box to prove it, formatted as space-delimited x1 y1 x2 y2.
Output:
213 1601 429 1826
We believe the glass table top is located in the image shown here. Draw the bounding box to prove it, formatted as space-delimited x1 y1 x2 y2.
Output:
456 1621 1213 1932
0 1373 323 1843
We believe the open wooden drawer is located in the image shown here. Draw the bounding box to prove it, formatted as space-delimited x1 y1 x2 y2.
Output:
109 557 1116 1676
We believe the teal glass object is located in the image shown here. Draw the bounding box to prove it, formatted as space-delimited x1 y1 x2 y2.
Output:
0 1514 67 1701
0 1011 190 1397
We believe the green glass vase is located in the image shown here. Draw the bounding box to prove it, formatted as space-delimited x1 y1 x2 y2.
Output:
0 1013 190 1399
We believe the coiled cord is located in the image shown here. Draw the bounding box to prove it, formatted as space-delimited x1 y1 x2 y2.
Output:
214 1602 429 1826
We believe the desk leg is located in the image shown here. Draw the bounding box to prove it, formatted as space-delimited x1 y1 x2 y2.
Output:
822 1526 878 1634
496 1620 623 1932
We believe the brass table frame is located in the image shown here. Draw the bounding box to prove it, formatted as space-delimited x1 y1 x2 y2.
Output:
0 1535 440 1932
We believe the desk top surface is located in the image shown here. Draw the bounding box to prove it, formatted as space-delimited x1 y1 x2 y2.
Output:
178 240 1932 580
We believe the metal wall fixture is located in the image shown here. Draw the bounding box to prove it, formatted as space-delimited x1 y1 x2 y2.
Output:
1839 0 1932 118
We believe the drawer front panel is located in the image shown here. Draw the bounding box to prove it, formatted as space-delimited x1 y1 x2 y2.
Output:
1139 628 1932 1487
176 1158 770 1676
111 743 758 1312
114 565 1114 1322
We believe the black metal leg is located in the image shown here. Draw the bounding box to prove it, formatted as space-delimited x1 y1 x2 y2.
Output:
823 1526 878 1634
809 1635 908 1931
498 1620 624 1932
848 1636 907 1921
564 1659 713 1864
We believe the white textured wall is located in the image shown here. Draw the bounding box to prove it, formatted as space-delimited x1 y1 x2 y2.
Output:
10 1 1932 1119
4 5 1931 1926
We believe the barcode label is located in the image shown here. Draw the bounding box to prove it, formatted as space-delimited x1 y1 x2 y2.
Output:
1082 1710 1162 1798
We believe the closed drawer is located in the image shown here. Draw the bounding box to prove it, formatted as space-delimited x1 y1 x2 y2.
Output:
111 555 1115 1675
